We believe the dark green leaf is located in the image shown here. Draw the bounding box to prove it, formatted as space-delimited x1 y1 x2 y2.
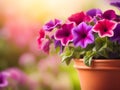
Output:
60 47 74 65
83 51 96 66
95 37 107 52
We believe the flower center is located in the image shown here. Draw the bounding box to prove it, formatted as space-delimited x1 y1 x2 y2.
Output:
65 32 70 37
103 28 108 32
81 33 87 38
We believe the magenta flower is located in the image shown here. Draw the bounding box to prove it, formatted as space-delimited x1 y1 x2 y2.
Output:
72 22 94 48
102 10 116 20
41 39 51 54
86 8 102 18
93 19 117 37
37 28 45 47
43 19 61 31
0 72 9 88
55 23 74 46
68 11 91 25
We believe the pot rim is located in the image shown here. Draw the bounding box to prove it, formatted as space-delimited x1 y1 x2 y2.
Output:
74 58 120 62
74 59 120 70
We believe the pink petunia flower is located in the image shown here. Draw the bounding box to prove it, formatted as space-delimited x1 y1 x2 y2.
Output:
68 11 91 25
55 23 74 46
93 19 117 37
37 28 45 47
41 39 51 54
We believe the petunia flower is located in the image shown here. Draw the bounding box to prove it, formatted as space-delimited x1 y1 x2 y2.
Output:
52 36 64 54
93 19 117 37
110 23 120 43
0 72 9 88
110 0 120 9
43 19 61 31
72 22 94 48
55 23 74 46
86 8 102 18
102 10 116 20
68 11 91 25
41 39 51 54
37 28 45 47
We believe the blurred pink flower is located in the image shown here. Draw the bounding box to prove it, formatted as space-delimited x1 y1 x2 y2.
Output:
6 68 38 90
6 68 29 85
3 16 41 48
38 55 60 72
19 52 35 66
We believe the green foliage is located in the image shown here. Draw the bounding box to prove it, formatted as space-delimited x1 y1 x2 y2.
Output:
83 51 95 66
60 47 74 65
60 37 115 66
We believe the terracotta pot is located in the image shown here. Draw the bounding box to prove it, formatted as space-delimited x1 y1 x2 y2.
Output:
74 59 120 90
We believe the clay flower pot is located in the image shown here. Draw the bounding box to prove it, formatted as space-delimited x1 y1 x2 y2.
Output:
74 59 120 90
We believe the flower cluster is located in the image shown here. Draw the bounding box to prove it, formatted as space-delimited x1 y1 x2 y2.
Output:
38 2 120 66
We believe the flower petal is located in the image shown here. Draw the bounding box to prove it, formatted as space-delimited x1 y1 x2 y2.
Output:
43 19 61 31
72 22 94 48
102 10 116 20
68 12 91 25
55 23 74 46
86 8 102 18
93 19 117 37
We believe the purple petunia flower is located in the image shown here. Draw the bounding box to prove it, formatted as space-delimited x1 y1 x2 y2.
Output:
72 22 94 48
102 10 116 20
110 0 120 9
110 23 120 43
52 36 64 54
55 23 74 46
0 72 9 88
86 8 102 18
93 19 117 37
43 19 61 31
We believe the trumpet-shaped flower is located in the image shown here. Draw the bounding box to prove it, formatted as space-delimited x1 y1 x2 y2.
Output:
68 11 91 25
52 36 64 54
86 8 102 18
102 10 116 20
110 1 120 9
93 19 117 37
72 22 94 48
110 23 120 43
55 23 74 46
43 19 61 31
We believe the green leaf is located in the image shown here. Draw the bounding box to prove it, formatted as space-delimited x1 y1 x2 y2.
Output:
60 47 74 65
83 51 96 66
73 47 82 58
95 37 107 52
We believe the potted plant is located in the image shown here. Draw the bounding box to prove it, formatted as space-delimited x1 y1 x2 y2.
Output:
37 1 120 90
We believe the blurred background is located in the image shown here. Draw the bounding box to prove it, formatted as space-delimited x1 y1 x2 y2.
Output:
0 0 118 90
